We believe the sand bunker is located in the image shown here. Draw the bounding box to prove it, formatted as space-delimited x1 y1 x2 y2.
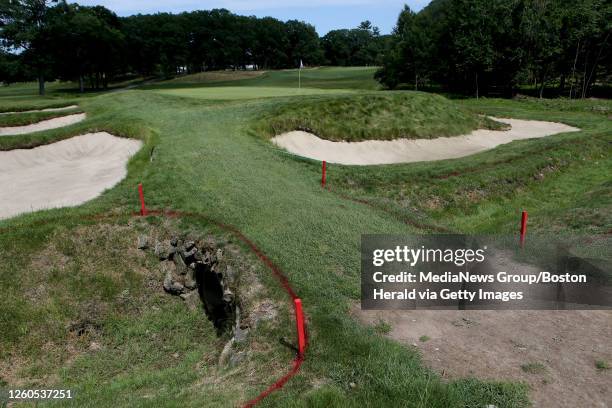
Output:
272 118 580 165
0 105 79 115
0 132 142 220
0 113 86 136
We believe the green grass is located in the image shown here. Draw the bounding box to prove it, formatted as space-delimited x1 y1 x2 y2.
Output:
0 81 75 98
373 319 392 335
162 70 266 84
146 67 380 91
255 91 504 141
153 86 352 101
327 97 611 234
595 360 610 370
0 107 82 127
0 76 151 100
0 217 293 407
0 96 81 113
520 362 548 375
1 67 609 408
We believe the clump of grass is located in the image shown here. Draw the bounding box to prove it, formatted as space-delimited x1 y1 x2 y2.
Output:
521 362 547 374
419 335 431 342
374 319 392 335
257 91 501 141
595 360 610 370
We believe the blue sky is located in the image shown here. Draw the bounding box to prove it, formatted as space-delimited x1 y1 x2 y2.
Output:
71 0 431 35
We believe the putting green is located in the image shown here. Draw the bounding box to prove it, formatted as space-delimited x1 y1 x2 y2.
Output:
152 86 352 100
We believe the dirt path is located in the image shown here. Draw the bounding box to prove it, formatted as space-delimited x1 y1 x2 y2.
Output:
356 308 611 407
0 132 142 220
0 113 86 136
272 117 580 165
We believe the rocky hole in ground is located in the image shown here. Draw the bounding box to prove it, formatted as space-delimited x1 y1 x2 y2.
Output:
138 234 237 335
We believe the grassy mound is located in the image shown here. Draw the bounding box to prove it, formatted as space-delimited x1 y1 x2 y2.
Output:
0 217 292 406
154 86 351 101
165 70 266 84
258 91 505 142
328 98 611 234
0 108 82 127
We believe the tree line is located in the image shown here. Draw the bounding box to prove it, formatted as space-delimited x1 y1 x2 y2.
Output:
377 0 611 98
0 0 387 94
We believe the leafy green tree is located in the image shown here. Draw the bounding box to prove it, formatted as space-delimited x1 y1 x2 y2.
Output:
378 0 609 97
45 3 125 91
322 21 385 66
520 0 563 98
376 6 430 89
285 20 324 67
0 0 60 95
557 0 611 98
0 49 26 83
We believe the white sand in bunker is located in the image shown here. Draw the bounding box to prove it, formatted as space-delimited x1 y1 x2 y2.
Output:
0 113 86 136
0 132 142 220
0 105 79 115
272 118 580 165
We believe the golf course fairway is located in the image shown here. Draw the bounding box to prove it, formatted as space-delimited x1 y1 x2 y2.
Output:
0 67 610 407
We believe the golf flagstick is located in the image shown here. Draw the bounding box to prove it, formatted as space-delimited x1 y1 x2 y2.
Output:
299 59 304 89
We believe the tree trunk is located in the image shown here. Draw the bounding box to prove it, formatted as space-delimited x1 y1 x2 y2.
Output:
79 76 85 93
38 75 45 96
539 72 545 99
584 31 610 99
569 39 580 99
581 50 590 99
475 72 479 99
415 73 418 91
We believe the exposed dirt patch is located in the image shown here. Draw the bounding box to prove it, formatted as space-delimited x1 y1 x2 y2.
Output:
356 306 612 408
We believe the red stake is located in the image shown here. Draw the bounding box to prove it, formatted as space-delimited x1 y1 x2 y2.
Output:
138 183 148 216
294 298 306 356
321 161 327 188
520 211 528 247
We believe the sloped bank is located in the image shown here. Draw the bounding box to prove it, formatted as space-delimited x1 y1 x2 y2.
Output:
0 105 79 115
